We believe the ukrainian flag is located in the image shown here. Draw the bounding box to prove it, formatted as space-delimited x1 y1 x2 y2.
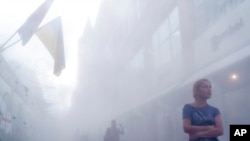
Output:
36 16 65 76
18 0 54 45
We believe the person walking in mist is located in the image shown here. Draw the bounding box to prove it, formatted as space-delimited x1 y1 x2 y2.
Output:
104 120 124 141
182 78 223 141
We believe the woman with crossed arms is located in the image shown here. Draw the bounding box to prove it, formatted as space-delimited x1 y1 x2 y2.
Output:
182 78 224 141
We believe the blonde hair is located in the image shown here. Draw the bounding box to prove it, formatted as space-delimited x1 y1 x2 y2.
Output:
193 78 210 99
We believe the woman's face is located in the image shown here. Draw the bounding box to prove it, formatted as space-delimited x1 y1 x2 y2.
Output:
197 80 212 99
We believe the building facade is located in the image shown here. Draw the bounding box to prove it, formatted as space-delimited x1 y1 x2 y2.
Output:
0 54 55 141
75 0 250 141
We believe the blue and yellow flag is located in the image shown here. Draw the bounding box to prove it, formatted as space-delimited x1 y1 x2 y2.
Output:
18 0 54 46
36 16 65 76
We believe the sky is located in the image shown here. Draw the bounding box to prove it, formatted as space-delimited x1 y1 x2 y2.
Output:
0 0 102 115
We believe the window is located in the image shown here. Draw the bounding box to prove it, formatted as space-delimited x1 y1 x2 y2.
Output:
152 7 182 68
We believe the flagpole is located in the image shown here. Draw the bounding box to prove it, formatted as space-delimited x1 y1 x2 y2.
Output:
0 39 21 53
0 0 54 52
0 30 18 50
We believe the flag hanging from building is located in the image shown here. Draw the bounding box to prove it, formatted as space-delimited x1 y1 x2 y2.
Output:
18 0 54 46
36 16 65 76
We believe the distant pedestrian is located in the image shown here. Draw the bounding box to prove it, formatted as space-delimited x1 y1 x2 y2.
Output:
104 120 124 141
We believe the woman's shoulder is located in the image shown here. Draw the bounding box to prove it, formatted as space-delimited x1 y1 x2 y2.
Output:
207 104 219 110
207 104 220 114
183 103 193 109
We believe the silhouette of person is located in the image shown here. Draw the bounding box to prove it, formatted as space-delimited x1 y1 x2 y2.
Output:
104 120 124 141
